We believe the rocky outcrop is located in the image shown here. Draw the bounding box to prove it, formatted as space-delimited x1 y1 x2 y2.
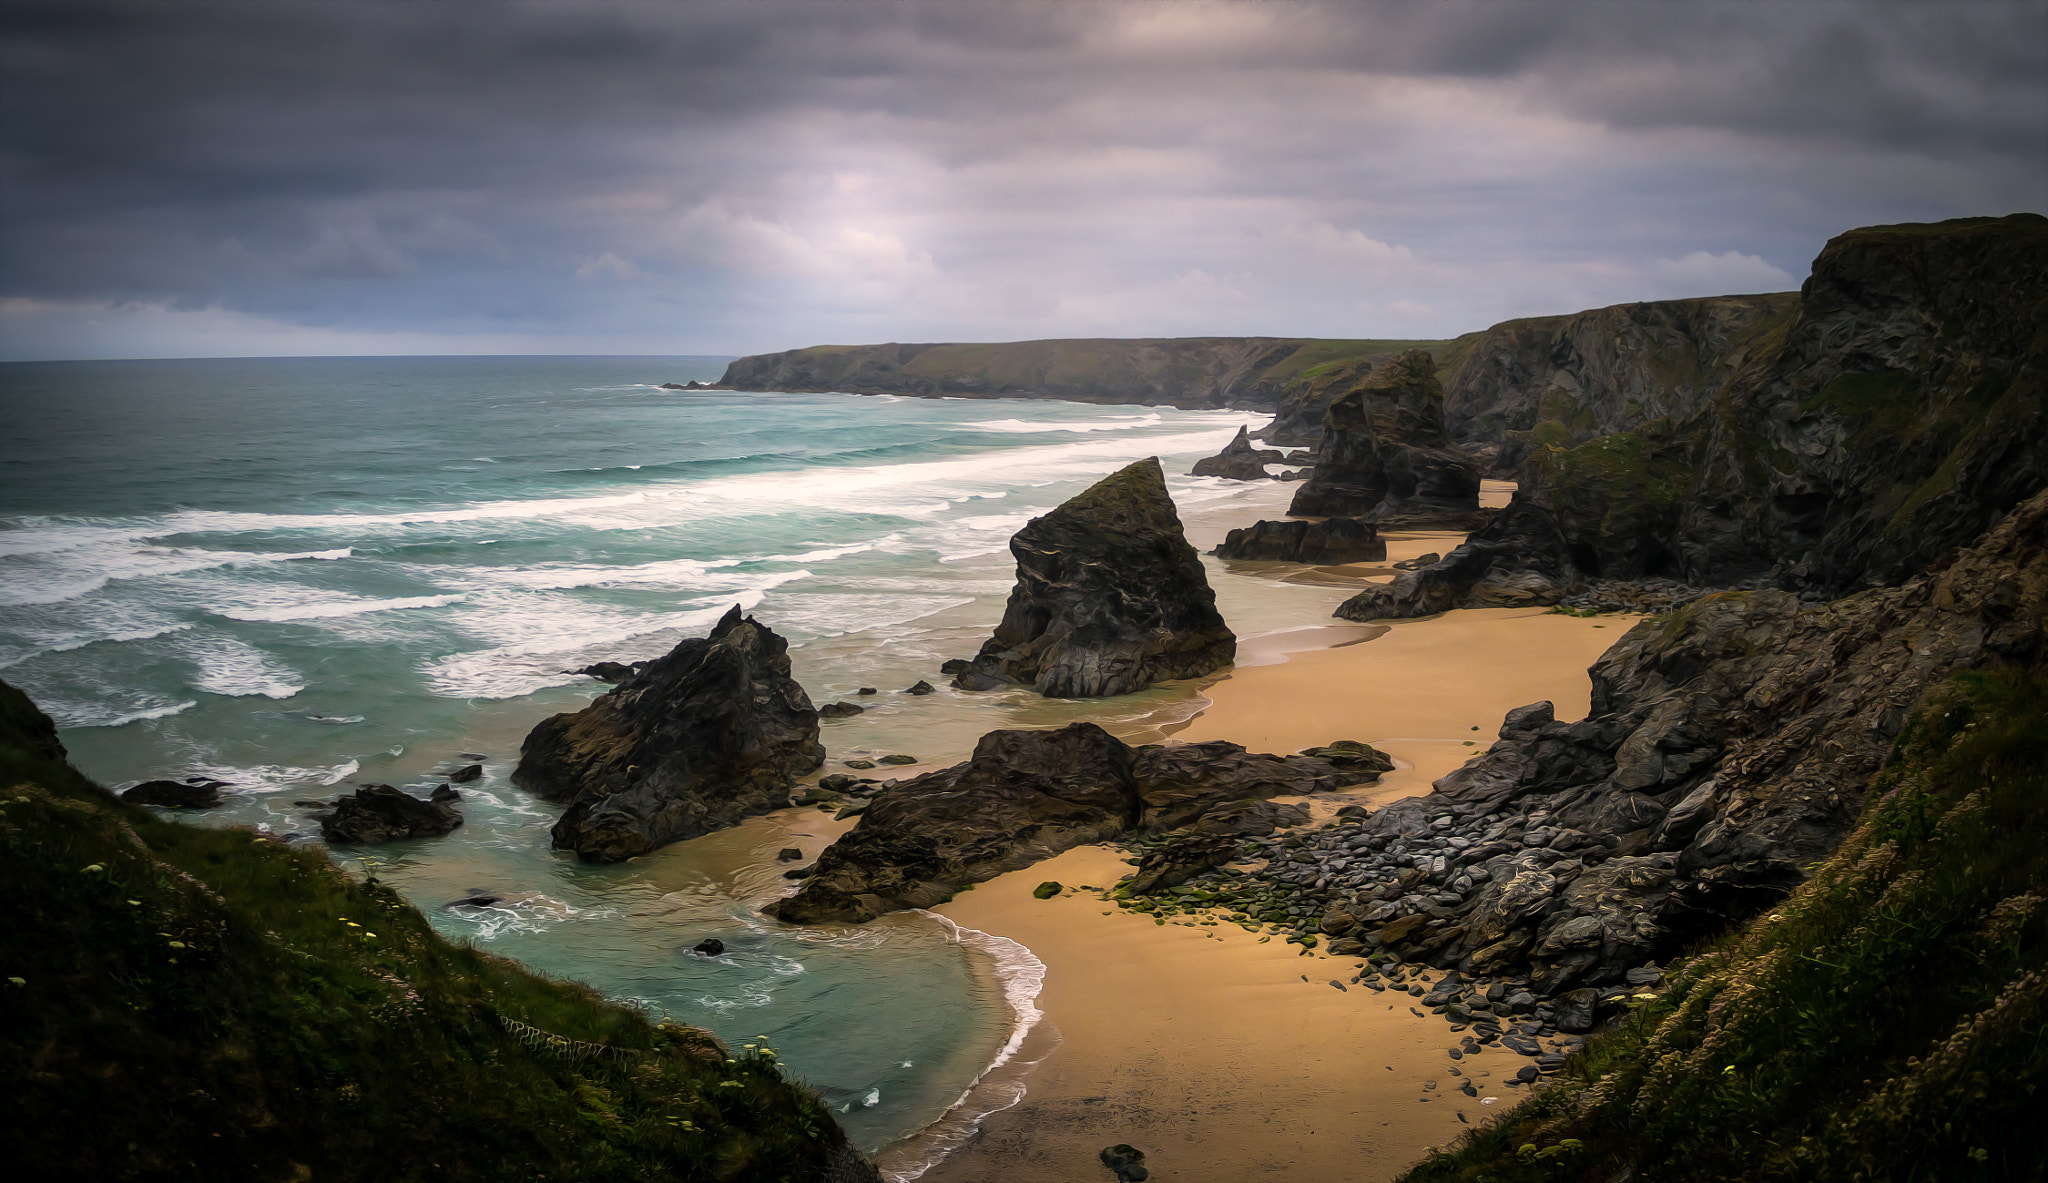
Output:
716 336 1448 411
1258 352 1403 446
1287 351 1481 522
1434 293 1800 476
1188 425 1283 479
1333 501 1577 620
1350 214 2048 619
1213 518 1386 564
513 606 824 863
767 723 1387 924
950 458 1236 697
320 784 463 843
121 778 225 809
1332 483 2047 989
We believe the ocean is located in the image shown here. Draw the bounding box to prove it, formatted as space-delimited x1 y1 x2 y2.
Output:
0 355 1362 1166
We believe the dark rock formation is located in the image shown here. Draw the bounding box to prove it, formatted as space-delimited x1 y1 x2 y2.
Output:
950 458 1237 698
691 938 726 956
445 763 483 783
1189 425 1283 479
1392 552 1441 570
1260 354 1404 447
1334 501 1579 620
121 779 224 809
767 723 1387 924
321 784 463 844
1358 215 2048 619
1287 351 1481 522
903 681 934 696
512 606 824 863
570 660 648 683
1127 832 1241 894
818 702 865 718
1347 483 2047 988
1213 517 1386 564
1434 293 1800 477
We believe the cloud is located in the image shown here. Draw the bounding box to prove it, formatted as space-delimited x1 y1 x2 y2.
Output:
0 0 2040 359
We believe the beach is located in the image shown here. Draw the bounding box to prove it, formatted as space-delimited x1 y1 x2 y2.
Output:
901 568 1630 1181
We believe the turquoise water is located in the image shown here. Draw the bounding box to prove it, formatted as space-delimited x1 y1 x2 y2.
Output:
0 356 1356 1160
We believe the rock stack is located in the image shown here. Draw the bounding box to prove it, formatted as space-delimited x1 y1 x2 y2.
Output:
950 457 1236 698
1287 350 1481 522
1188 425 1283 480
513 606 824 863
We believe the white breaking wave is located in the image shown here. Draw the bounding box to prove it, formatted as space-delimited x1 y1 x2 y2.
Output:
216 593 466 623
0 543 354 607
964 414 1163 434
185 634 305 700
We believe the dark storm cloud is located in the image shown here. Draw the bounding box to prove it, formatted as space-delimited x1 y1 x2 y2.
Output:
1 0 2041 358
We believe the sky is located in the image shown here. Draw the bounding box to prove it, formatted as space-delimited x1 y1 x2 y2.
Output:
1 0 2042 361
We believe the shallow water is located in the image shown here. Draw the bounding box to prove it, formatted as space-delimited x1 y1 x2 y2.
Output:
0 355 1360 1156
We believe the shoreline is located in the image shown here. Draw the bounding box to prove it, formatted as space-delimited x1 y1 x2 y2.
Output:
891 601 1632 1182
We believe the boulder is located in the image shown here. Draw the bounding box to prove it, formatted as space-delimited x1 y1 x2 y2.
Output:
1288 351 1481 522
950 458 1236 697
121 779 223 809
1334 500 1581 620
1213 517 1387 564
512 606 824 863
445 763 484 783
1189 425 1283 480
321 784 462 844
768 724 1383 924
818 701 865 718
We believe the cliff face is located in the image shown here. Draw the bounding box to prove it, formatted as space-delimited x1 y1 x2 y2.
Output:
1339 213 2048 619
716 336 1448 410
1435 293 1799 475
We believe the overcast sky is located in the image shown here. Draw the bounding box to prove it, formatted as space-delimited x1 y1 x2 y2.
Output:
2 0 2042 360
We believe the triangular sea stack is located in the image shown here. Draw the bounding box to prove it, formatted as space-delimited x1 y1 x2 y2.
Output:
512 606 824 862
951 457 1236 698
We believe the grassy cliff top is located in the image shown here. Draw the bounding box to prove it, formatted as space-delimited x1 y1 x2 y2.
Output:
0 679 858 1183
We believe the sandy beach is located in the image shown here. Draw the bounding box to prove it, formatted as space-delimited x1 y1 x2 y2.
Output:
899 591 1630 1181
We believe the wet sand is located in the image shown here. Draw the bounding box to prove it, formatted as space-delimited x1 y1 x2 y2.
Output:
909 604 1632 1182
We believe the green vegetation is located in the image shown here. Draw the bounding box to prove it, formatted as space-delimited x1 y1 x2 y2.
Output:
1399 669 2048 1183
0 681 855 1182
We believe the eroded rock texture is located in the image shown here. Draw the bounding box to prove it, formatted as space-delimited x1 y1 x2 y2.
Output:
1343 214 2048 620
1287 350 1481 522
1214 517 1386 564
1189 425 1283 480
950 458 1236 698
768 723 1388 924
1345 485 2047 990
513 606 824 863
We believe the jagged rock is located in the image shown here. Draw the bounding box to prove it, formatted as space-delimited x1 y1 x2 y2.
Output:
818 701 865 718
1189 425 1284 480
1393 552 1441 571
321 784 463 844
445 763 483 783
570 660 648 683
1213 518 1387 564
904 680 935 696
121 779 223 809
512 606 824 863
1359 485 2048 989
1288 351 1480 522
1334 501 1580 621
950 458 1236 698
430 785 460 803
767 724 1384 924
691 938 726 956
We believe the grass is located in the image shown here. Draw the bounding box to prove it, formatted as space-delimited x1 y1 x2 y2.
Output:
1396 668 2048 1183
0 681 853 1182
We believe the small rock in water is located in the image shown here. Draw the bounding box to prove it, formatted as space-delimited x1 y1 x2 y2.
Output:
446 763 484 783
430 785 460 803
878 754 919 765
776 847 804 862
122 779 224 809
904 680 935 695
843 760 877 770
692 938 726 957
856 687 878 695
818 702 865 718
